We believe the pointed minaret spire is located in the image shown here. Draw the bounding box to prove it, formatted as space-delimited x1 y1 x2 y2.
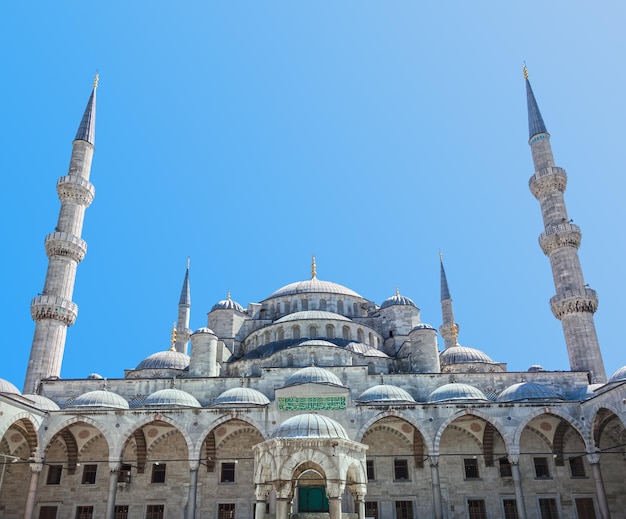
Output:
174 259 192 354
24 78 99 392
526 69 606 383
439 253 458 349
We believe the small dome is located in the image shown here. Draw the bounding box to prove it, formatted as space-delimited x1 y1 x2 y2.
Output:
608 366 626 383
268 278 362 299
193 327 215 335
428 383 488 403
568 384 604 401
528 365 545 372
284 366 343 387
411 323 435 332
87 373 104 380
211 297 244 313
440 346 495 365
357 384 416 404
0 378 21 395
142 388 201 408
497 382 562 403
214 387 270 407
275 311 351 324
272 413 348 439
69 390 129 410
135 350 190 371
380 294 416 309
23 394 60 411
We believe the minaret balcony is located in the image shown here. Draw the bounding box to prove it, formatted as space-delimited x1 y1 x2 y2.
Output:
56 175 95 206
538 223 581 255
30 294 78 326
529 166 567 199
45 232 87 262
550 288 598 319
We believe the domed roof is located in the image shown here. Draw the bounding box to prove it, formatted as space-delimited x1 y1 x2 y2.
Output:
0 378 21 395
284 366 344 387
268 278 362 299
608 366 626 383
568 384 604 401
440 346 495 365
69 390 129 410
275 311 351 324
23 394 60 411
135 349 190 371
193 327 216 335
411 323 435 332
211 294 244 313
214 387 270 407
298 339 339 347
345 342 389 357
87 373 104 380
528 365 545 372
272 413 348 439
357 384 416 404
496 382 562 403
380 293 416 309
428 383 489 403
142 388 201 408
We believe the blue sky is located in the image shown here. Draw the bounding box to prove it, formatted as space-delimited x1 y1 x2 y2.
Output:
2 2 626 388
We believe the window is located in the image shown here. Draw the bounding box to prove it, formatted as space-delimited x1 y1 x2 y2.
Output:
114 506 129 519
538 498 559 519
218 503 235 519
394 459 409 480
151 463 166 484
337 300 343 314
292 325 300 339
569 456 586 477
46 465 62 485
366 459 375 481
499 457 512 477
464 458 480 479
309 325 318 338
145 504 164 519
81 464 97 485
75 506 93 519
395 500 414 519
574 498 596 519
39 506 58 519
301 299 308 311
534 457 550 478
119 464 132 484
342 326 351 340
357 328 365 342
326 324 335 338
503 499 519 519
319 299 327 311
365 501 379 519
220 462 236 483
467 500 487 519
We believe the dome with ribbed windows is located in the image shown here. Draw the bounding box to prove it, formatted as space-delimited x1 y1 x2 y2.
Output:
284 366 343 387
272 413 348 439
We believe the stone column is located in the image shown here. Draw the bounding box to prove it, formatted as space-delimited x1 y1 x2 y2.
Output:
23 461 42 519
429 456 443 519
329 496 342 519
275 498 290 519
187 461 199 519
254 484 271 519
587 453 610 519
508 454 527 519
354 496 366 519
105 460 121 519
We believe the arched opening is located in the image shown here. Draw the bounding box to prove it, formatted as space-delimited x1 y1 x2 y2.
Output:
326 324 335 339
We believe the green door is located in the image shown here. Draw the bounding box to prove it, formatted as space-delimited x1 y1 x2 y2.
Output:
298 485 329 513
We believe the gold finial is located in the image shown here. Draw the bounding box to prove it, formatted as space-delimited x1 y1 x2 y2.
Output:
523 63 528 80
311 255 317 279
227 290 231 301
395 287 400 297
170 323 177 350
451 323 459 343
93 72 99 90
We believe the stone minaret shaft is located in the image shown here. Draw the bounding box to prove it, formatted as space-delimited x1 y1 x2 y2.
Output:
24 79 98 392
526 73 606 383
175 260 192 354
439 255 458 349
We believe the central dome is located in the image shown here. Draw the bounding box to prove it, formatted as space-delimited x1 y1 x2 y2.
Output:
268 278 362 299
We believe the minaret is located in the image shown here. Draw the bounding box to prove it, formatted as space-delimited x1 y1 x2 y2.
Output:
174 258 192 354
525 66 606 383
24 76 99 391
438 253 459 349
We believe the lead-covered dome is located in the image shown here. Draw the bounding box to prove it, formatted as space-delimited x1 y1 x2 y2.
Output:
135 349 190 371
214 387 270 407
428 383 488 403
380 293 416 309
608 366 626 383
284 366 344 387
440 346 495 365
272 413 348 439
275 311 351 324
496 382 562 402
69 390 129 410
211 295 244 313
357 384 416 404
0 378 21 395
23 394 60 411
142 388 201 408
268 278 362 299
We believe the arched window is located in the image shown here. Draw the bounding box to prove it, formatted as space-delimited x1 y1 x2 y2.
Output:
286 353 294 367
353 303 359 316
357 328 365 343
301 299 309 311
277 328 284 341
326 324 335 339
263 331 270 345
276 302 281 315
368 362 375 375
368 332 374 346
260 308 268 320
284 301 291 314
309 325 318 338
343 326 351 340
292 325 300 339
319 299 327 311
337 300 344 314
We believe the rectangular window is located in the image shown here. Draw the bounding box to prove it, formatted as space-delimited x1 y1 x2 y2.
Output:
366 459 375 481
151 463 166 484
119 464 132 484
464 458 480 479
569 456 586 477
81 465 98 485
539 498 559 519
575 498 596 519
145 504 164 519
46 465 62 485
503 499 519 519
114 506 129 519
75 506 94 519
534 457 550 478
365 501 379 519
220 462 236 483
499 457 512 477
38 506 58 519
218 503 236 519
467 499 487 519
394 459 409 480
395 501 414 519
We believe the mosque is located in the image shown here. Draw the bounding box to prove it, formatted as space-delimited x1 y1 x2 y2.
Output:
0 69 625 519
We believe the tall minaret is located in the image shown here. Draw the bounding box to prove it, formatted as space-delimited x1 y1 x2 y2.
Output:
525 66 606 383
438 253 459 349
24 76 98 392
174 259 192 354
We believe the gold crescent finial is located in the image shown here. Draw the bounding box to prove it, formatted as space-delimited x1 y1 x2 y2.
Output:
395 286 400 296
227 290 231 301
170 323 177 350
93 72 99 89
523 62 528 80
451 323 459 343
311 255 317 279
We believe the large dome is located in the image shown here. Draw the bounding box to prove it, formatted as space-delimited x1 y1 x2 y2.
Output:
268 278 362 299
272 413 348 439
275 311 351 324
497 382 562 402
214 387 270 407
135 350 190 371
428 383 488 403
440 346 495 365
284 366 344 387
69 390 129 410
142 388 201 408
357 384 416 404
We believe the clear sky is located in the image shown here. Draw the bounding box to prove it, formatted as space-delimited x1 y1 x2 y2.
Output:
2 2 625 388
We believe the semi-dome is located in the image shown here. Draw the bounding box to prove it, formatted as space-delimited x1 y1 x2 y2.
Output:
608 366 626 383
275 311 351 324
272 413 348 439
298 339 339 348
142 388 201 408
69 390 129 410
345 342 389 357
214 387 270 407
23 394 60 411
357 384 416 404
135 349 190 371
268 278 362 299
380 293 416 309
440 346 495 365
284 366 343 387
211 296 244 313
497 382 562 402
0 378 21 395
568 384 604 401
428 383 488 403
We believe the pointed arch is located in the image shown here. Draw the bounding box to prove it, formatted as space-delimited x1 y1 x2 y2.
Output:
434 409 509 455
512 408 589 452
356 410 431 454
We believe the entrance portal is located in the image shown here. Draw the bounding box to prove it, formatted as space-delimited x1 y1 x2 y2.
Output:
298 485 329 513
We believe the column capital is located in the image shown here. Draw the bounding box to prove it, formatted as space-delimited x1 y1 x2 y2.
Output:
428 455 439 466
586 451 601 465
507 453 520 465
